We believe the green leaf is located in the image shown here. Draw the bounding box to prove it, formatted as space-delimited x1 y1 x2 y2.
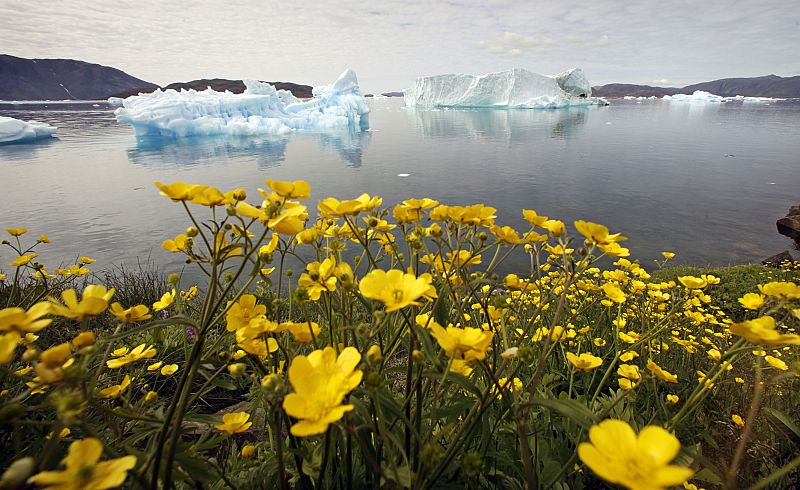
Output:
525 397 596 429
763 408 800 446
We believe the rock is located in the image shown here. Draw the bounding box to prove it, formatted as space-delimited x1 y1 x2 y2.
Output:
762 251 794 267
776 205 800 247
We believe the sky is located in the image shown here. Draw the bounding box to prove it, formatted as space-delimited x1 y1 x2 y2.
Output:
2 0 799 93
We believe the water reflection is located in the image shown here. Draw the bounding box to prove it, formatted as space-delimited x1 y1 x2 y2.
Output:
408 106 590 143
126 129 371 168
0 138 57 161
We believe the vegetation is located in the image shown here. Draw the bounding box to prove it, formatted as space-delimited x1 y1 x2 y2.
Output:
1 180 798 489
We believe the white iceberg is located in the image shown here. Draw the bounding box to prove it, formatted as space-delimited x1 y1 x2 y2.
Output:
404 68 602 109
114 69 370 137
0 116 57 144
723 95 783 103
662 91 724 103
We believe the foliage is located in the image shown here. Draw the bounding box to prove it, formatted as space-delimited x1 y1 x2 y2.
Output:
1 182 799 490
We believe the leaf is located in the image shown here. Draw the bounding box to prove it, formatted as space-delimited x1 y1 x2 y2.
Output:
763 408 800 446
525 397 596 429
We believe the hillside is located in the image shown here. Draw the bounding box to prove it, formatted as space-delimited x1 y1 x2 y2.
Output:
110 78 314 99
593 74 800 98
0 54 158 100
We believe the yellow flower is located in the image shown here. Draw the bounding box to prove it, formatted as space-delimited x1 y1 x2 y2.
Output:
152 290 176 312
106 344 157 369
39 234 51 243
759 281 800 300
574 220 627 245
110 303 152 323
602 283 626 304
79 256 96 264
147 362 163 371
265 179 311 199
578 419 693 490
542 219 565 237
155 181 205 201
566 352 603 371
162 234 188 253
283 347 363 436
662 252 675 259
100 375 132 398
617 364 641 380
764 355 788 370
280 322 321 343
215 412 253 435
10 253 37 267
666 394 679 404
678 276 707 289
738 293 765 310
0 302 52 333
268 202 308 235
6 228 27 236
729 316 800 345
27 438 136 489
225 294 266 332
429 324 493 363
0 331 20 364
49 285 115 320
72 331 96 348
241 445 257 458
522 209 548 227
620 351 638 362
647 360 678 383
358 269 436 312
144 391 158 403
160 364 178 375
318 193 382 216
298 257 338 301
732 414 745 428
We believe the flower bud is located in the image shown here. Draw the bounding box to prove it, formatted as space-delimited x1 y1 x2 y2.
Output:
22 348 39 362
0 457 35 489
365 371 382 389
186 226 199 237
144 391 158 404
168 273 181 285
412 349 425 364
241 445 256 458
366 345 382 363
226 205 237 216
228 363 246 377
72 331 95 348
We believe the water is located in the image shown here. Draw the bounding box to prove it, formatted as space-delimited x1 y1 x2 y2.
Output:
1 98 798 276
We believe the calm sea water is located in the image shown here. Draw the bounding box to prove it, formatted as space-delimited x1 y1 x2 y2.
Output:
1 98 798 276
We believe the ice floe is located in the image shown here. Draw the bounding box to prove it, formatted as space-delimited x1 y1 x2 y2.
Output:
404 68 604 109
114 69 370 137
0 116 57 144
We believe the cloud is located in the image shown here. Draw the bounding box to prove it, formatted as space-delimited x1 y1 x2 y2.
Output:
0 0 798 92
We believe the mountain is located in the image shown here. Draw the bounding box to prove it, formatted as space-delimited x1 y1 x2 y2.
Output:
109 78 314 99
593 75 800 98
0 54 158 100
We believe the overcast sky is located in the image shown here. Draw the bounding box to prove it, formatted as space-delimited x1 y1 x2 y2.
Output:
2 0 799 92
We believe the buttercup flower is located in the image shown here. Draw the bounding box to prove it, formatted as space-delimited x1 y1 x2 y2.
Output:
0 303 52 333
152 290 176 312
732 414 745 428
215 412 253 435
729 316 800 346
160 364 179 375
27 438 136 489
49 285 115 320
283 347 363 436
100 375 132 398
647 360 678 383
359 270 436 312
106 344 157 369
6 228 27 236
265 179 311 199
226 294 267 332
738 293 765 310
566 352 603 371
110 303 152 323
280 321 321 343
578 419 693 490
758 281 800 300
429 324 493 363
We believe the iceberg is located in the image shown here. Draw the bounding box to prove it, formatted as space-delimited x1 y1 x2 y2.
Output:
404 68 602 109
0 116 57 144
114 69 370 137
662 91 724 103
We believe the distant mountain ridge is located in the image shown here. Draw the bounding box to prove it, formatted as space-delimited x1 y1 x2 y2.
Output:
593 75 800 98
0 54 158 100
110 78 314 99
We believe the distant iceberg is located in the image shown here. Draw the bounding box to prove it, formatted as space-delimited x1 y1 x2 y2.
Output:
404 68 605 109
114 69 370 137
662 91 724 103
0 116 57 144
